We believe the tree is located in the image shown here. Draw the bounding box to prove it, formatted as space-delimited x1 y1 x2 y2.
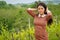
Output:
0 1 7 8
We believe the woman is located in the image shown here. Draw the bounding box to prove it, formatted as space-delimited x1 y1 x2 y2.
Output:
27 2 53 40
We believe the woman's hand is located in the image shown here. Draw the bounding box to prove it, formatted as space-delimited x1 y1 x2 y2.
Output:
27 8 37 11
46 7 51 13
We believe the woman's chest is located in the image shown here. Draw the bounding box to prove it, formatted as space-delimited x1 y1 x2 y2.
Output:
34 16 47 26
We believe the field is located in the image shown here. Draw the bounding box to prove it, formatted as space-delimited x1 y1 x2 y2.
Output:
0 1 60 40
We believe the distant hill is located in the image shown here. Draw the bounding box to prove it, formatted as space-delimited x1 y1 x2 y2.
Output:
36 0 59 5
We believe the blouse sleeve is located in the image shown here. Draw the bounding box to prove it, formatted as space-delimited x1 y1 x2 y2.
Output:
27 10 36 18
46 12 53 21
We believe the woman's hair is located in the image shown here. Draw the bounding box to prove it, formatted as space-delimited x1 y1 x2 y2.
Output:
37 2 53 26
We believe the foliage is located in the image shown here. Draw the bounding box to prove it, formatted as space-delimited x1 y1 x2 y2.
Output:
0 1 60 40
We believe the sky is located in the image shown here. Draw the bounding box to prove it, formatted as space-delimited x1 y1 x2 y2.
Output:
0 0 60 4
4 0 37 4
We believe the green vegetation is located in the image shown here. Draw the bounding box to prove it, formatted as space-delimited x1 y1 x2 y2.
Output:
0 1 60 40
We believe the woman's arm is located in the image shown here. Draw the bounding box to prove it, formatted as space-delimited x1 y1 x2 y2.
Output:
47 11 53 21
46 7 53 21
27 8 37 18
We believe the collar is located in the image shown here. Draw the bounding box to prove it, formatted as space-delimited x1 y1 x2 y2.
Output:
38 14 46 17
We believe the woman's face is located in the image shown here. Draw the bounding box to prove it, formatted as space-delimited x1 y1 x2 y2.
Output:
37 5 45 15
